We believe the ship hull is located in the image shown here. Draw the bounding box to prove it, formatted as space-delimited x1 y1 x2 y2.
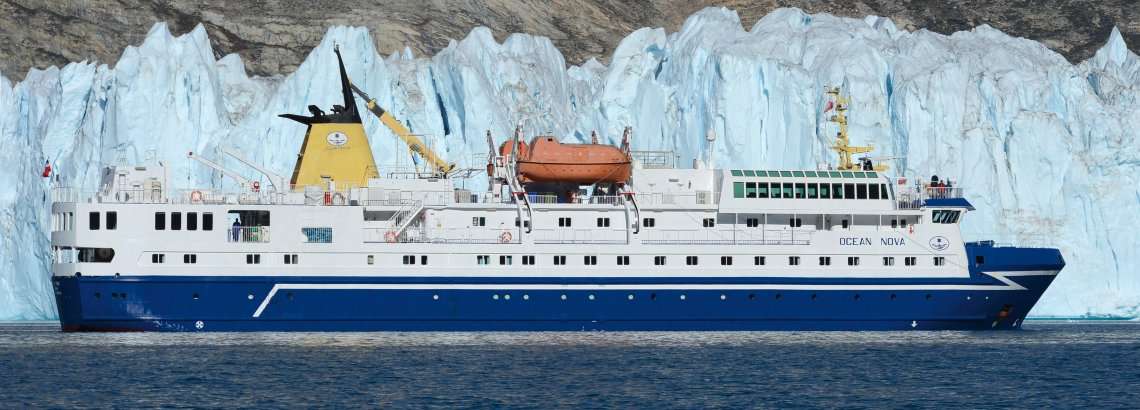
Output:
52 246 1062 332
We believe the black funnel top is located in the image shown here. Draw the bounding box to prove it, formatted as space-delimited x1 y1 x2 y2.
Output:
279 45 363 125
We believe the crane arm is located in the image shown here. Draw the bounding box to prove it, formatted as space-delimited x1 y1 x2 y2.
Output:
219 145 288 191
187 151 250 188
348 83 455 176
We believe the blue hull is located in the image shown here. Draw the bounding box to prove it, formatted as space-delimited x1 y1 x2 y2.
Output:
51 245 1064 332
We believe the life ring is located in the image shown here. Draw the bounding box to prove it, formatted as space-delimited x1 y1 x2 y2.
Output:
251 181 260 193
190 190 203 203
384 231 398 243
499 231 512 243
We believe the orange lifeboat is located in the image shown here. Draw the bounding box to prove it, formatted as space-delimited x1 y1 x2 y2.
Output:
500 135 631 185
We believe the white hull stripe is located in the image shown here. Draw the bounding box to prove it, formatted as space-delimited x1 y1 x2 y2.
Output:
250 270 1057 318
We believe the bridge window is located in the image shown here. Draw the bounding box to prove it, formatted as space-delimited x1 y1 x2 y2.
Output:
558 217 572 227
847 256 860 266
782 183 794 198
500 255 512 265
934 257 946 266
686 256 699 266
856 184 868 199
553 255 567 265
654 256 667 266
472 216 486 227
171 212 182 230
203 213 214 231
754 256 766 266
522 255 535 265
880 184 890 199
883 256 895 266
832 183 844 199
642 218 656 228
745 182 757 198
617 256 630 266
596 217 611 227
819 183 831 199
106 212 117 230
720 256 733 266
807 184 818 199
757 182 769 198
868 185 880 200
733 182 745 198
702 218 715 228
187 212 198 231
184 254 198 264
794 183 806 199
477 255 490 265
789 256 800 266
584 255 597 265
819 256 831 266
844 184 855 199
88 212 99 230
745 218 759 228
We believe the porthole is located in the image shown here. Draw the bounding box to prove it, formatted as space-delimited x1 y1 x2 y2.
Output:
775 293 782 300
627 294 634 300
433 294 439 300
748 294 756 300
560 294 567 300
94 292 101 299
811 294 817 301
680 294 686 300
247 294 254 300
504 294 511 300
287 292 295 301
192 293 199 300
966 296 972 301
720 294 727 300
890 294 897 300
523 294 529 300
650 293 657 301
493 294 500 300
854 294 861 301
588 294 595 300
925 294 933 300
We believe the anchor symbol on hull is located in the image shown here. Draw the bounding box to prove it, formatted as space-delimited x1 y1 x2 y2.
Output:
910 320 918 328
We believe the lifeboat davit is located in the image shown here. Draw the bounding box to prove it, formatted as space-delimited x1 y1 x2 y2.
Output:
500 136 631 184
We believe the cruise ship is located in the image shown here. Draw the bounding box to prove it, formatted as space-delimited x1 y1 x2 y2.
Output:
48 49 1065 331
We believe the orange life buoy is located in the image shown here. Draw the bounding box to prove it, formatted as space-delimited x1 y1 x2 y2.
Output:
323 191 332 205
384 231 398 243
499 231 512 243
190 190 203 203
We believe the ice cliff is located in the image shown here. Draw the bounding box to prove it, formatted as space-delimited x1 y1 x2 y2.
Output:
1 7 1137 319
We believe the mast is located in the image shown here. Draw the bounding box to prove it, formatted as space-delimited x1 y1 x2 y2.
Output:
825 86 885 171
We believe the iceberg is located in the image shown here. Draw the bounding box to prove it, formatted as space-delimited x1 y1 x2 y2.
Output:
1 7 1137 319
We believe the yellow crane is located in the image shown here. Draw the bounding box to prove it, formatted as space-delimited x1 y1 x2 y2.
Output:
348 82 456 177
825 86 887 172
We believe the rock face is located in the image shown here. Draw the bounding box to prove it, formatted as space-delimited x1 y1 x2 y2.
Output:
1 0 1137 80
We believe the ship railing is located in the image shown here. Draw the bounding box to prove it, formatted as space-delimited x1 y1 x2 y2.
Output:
630 150 677 169
925 186 963 199
527 194 559 204
532 228 627 244
364 227 521 244
636 192 716 207
642 228 811 245
226 226 270 243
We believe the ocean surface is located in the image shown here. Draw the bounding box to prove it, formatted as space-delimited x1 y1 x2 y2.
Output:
0 321 1137 408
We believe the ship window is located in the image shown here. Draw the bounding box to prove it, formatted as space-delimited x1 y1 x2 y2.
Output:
757 183 769 198
642 217 656 228
950 211 961 223
187 212 198 231
151 253 165 264
514 218 531 228
794 183 806 198
477 255 490 265
793 171 805 177
805 171 817 177
935 257 947 266
284 254 298 265
891 218 899 228
883 257 895 266
975 255 984 266
841 171 854 178
184 254 197 264
754 256 766 265
733 182 745 198
720 256 733 266
789 218 802 228
780 171 793 177
745 182 757 198
868 185 880 200
880 184 890 200
746 218 759 228
654 256 667 266
617 256 630 266
245 254 261 264
421 255 428 265
472 216 486 227
831 183 843 199
731 170 743 177
171 212 182 230
106 212 117 230
553 255 566 265
857 184 868 199
302 227 333 243
597 217 611 227
403 255 415 265
807 184 818 199
905 257 917 266
819 256 831 266
558 217 572 227
901 218 908 228
854 172 866 178
686 256 699 266
203 213 214 231
88 212 99 230
743 170 756 177
367 255 375 265
782 183 794 198
500 255 513 265
584 255 597 265
789 256 800 266
819 183 830 199
522 255 535 265
841 219 849 229
702 218 715 228
848 256 860 266
844 184 855 200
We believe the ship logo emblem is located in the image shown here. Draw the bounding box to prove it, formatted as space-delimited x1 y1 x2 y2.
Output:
326 131 348 147
195 320 205 330
929 236 950 251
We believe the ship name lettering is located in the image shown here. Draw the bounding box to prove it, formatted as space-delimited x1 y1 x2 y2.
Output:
881 237 906 246
839 237 872 246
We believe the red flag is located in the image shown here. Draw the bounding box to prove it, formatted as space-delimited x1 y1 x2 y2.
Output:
824 100 834 113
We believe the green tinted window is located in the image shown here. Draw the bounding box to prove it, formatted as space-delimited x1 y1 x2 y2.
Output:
844 183 855 199
733 182 745 198
807 183 818 199
743 170 756 177
841 171 854 178
832 183 844 199
819 183 831 199
866 172 877 178
854 172 866 178
868 184 880 199
780 171 793 177
857 184 868 199
829 171 842 178
805 171 817 177
880 184 889 199
731 170 743 176
757 183 769 198
782 183 794 198
755 171 767 177
792 171 805 177
745 182 757 198
794 183 806 198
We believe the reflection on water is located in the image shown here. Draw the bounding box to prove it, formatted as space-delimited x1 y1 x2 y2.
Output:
1 321 1138 407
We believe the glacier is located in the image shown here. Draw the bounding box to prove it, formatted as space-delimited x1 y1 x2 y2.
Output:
1 7 1137 319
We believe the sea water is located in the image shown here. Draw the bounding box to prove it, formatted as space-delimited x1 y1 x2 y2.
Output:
0 321 1137 408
